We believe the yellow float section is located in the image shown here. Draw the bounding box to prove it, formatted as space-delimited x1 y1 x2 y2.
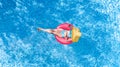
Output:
72 27 81 42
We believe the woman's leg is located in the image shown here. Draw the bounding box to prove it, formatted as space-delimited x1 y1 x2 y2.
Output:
37 28 62 37
38 28 54 34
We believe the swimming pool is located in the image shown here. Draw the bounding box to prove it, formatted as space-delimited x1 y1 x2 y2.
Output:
0 0 120 67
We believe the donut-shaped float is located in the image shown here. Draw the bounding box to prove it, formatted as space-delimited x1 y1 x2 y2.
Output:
55 23 73 45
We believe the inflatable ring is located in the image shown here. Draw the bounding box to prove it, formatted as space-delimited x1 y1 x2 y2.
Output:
55 23 73 44
55 23 81 44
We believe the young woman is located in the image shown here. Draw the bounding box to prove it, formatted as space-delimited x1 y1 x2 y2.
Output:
37 23 73 42
37 23 81 45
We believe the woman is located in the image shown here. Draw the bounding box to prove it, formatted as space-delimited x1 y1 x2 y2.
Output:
37 23 81 45
37 23 73 42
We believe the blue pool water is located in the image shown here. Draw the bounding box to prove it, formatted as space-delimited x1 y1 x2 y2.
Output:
0 0 120 67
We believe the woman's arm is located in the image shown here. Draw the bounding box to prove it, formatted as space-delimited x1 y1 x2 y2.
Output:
57 23 73 30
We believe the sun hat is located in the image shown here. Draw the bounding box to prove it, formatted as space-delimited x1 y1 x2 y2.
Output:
72 27 81 42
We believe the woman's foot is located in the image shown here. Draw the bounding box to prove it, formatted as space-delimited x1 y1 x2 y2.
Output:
37 28 41 31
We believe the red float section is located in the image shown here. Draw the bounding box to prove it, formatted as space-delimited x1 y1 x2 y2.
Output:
55 23 73 45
